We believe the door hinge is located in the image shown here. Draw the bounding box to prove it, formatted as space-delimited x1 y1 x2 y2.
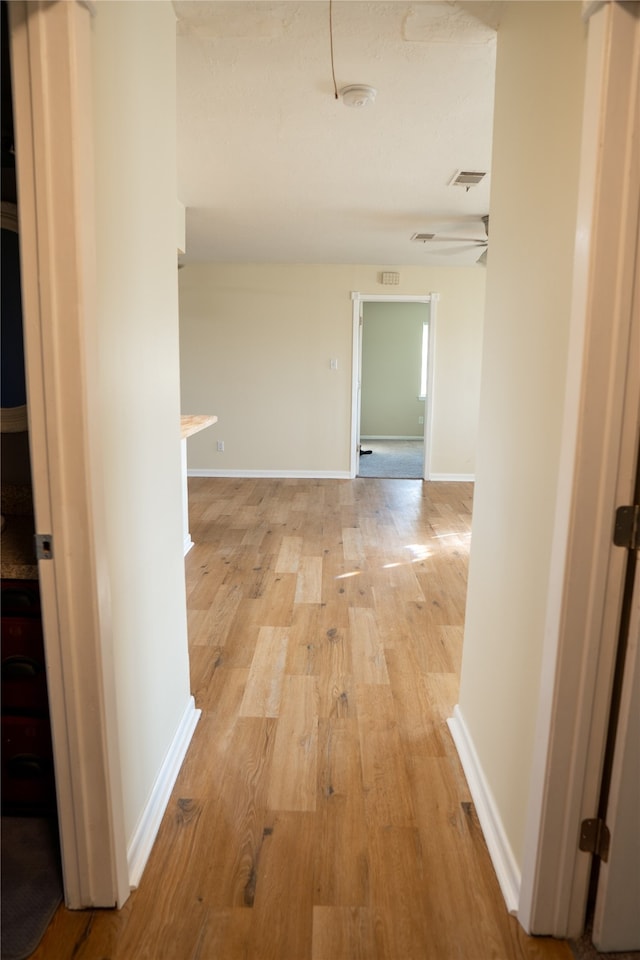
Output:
579 818 610 862
34 534 54 560
613 505 639 549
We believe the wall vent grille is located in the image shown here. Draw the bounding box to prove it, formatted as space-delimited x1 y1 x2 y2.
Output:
449 170 487 188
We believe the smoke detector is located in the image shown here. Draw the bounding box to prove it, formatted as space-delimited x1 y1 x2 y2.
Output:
340 84 377 108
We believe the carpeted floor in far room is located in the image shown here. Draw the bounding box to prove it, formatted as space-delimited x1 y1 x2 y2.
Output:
358 438 424 478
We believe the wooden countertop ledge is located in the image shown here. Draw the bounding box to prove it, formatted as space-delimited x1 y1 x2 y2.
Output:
181 415 218 439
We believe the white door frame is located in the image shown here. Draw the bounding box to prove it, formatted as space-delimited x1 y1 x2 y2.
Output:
7 0 636 931
519 0 640 937
9 0 130 908
350 292 437 479
592 527 640 950
591 157 640 951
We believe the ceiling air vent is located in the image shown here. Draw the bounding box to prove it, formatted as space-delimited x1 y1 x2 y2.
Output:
411 233 437 242
449 170 487 188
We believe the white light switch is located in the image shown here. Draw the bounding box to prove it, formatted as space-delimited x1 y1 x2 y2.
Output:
330 358 338 370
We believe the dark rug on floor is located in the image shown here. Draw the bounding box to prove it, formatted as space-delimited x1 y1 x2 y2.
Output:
570 927 640 960
1 816 62 960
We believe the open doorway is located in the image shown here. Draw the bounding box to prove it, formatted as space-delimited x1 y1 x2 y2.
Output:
358 300 430 479
350 293 436 481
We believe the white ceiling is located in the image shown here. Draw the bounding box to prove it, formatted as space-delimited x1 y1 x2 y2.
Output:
175 1 500 266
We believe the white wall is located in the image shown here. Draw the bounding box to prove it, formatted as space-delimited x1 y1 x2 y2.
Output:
360 301 425 439
457 0 587 876
92 1 192 846
179 263 485 477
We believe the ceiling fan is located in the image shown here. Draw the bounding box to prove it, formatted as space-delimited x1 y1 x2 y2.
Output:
412 215 489 264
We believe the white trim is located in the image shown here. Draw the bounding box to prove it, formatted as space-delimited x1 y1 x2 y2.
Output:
424 293 438 481
582 1 607 23
77 0 98 16
127 697 201 889
360 435 424 441
181 438 193 556
351 292 434 304
188 469 352 480
188 469 474 482
350 296 363 477
448 706 521 915
429 473 475 482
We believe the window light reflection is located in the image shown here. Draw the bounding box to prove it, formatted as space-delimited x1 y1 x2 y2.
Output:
405 543 432 560
335 543 435 580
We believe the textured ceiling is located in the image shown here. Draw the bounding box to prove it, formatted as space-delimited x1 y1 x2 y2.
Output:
175 1 499 266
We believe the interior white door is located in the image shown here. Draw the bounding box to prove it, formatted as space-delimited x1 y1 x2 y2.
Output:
592 187 640 950
9 0 129 907
592 556 640 952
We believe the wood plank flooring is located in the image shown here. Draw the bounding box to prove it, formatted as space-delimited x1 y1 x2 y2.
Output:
32 477 574 960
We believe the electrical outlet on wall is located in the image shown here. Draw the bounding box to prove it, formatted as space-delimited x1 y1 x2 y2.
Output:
418 416 424 425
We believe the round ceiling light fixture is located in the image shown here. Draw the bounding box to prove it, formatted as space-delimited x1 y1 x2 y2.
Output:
340 84 377 108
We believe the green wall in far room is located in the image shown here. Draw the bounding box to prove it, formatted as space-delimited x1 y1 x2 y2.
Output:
360 301 425 438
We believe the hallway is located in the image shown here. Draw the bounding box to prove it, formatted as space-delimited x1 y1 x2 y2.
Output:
32 478 573 959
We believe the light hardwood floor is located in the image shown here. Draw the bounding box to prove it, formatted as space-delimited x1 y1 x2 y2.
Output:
33 478 574 959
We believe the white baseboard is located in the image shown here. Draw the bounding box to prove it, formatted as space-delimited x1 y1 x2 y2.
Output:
183 535 194 556
429 473 475 482
188 468 472 483
360 435 423 441
187 468 351 480
447 705 521 915
127 696 201 889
